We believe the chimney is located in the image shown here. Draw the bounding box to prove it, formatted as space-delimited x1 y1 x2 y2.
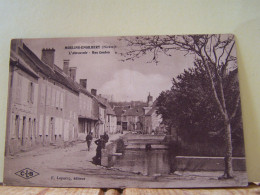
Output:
91 89 97 96
69 67 77 81
80 79 87 89
41 48 55 68
63 59 69 75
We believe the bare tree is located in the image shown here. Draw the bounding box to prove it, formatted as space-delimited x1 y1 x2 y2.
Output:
118 34 240 179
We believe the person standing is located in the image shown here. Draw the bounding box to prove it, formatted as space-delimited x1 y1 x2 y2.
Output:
103 132 109 143
86 133 93 151
93 138 105 165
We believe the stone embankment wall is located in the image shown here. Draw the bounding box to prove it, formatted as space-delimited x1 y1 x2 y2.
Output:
176 156 246 171
101 139 124 166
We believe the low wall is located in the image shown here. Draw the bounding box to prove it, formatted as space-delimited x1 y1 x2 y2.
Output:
101 140 119 166
176 156 246 171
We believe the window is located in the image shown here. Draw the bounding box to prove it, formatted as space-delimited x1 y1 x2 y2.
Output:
39 115 44 136
55 90 60 109
22 116 26 145
40 84 46 105
50 117 54 137
16 74 22 102
51 87 56 107
28 118 32 139
33 119 36 138
60 92 64 110
46 86 51 106
15 115 20 138
28 82 34 104
45 116 50 136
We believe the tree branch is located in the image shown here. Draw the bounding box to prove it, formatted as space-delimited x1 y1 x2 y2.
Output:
230 94 240 121
200 57 226 117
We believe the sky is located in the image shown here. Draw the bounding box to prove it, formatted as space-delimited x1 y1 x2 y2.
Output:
24 36 194 102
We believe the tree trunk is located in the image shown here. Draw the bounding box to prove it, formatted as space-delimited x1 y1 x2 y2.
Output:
223 120 234 178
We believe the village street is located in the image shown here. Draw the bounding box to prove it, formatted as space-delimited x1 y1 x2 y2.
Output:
3 132 247 188
4 132 134 188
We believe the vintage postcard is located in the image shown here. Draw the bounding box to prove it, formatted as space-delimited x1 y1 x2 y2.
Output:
3 35 247 188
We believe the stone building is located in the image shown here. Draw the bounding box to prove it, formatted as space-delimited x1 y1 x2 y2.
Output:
113 106 125 132
102 99 117 134
143 94 165 135
77 79 98 138
5 40 113 155
24 45 80 146
122 106 144 131
106 109 117 134
5 40 39 155
91 90 107 138
143 100 164 134
94 94 117 135
112 103 145 132
112 94 165 135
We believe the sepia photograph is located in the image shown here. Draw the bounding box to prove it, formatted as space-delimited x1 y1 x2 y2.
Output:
3 34 247 188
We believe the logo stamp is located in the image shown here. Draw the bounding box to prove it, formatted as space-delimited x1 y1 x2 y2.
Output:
15 168 39 179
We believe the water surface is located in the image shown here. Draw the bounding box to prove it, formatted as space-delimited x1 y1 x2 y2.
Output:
108 149 171 176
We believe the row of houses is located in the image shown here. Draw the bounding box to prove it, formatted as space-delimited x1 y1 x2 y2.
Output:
5 39 165 156
5 40 117 155
113 94 166 135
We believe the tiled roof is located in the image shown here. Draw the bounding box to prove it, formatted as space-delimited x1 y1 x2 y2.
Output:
72 80 93 97
22 43 80 94
106 106 116 115
95 96 116 115
10 50 39 79
113 107 125 116
145 106 157 116
18 41 120 116
113 105 145 117
124 106 144 116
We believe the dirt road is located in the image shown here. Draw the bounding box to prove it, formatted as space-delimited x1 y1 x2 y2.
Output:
3 133 248 188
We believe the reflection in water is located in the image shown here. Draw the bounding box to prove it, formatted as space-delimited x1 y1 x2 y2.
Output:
108 149 171 176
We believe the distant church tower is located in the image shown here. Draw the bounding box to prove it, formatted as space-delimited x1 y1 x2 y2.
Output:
147 92 153 107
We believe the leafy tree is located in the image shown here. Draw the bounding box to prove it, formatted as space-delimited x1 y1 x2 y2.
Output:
156 64 244 155
118 34 241 179
157 65 217 142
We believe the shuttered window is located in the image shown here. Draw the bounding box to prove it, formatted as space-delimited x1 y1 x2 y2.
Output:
60 92 64 109
45 116 49 136
41 83 46 105
55 90 60 108
15 115 20 138
51 88 56 107
46 86 51 106
27 82 34 104
39 115 43 136
16 74 22 103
